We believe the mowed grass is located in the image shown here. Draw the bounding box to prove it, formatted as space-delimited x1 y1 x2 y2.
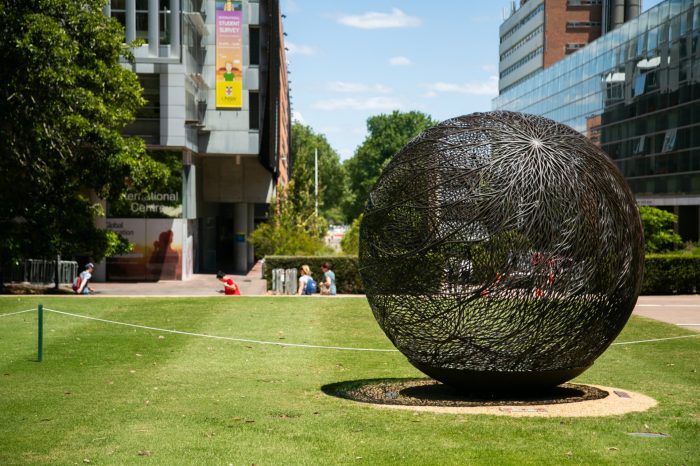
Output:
0 297 698 465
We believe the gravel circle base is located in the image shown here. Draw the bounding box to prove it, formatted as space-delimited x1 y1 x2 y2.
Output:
331 379 608 407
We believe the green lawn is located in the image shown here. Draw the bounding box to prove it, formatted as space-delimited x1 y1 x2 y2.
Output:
0 297 698 465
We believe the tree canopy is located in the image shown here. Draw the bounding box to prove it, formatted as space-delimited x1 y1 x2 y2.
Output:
343 110 436 220
249 181 331 257
0 0 169 265
289 122 349 224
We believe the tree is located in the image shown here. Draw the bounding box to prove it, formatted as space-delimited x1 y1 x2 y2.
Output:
249 181 330 257
0 0 169 268
344 110 436 220
251 122 348 258
290 122 349 223
639 206 683 253
340 214 362 255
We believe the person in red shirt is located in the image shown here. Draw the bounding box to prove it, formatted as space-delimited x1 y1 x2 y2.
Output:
216 271 240 295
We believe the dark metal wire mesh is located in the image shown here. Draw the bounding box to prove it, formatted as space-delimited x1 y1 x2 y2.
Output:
359 111 644 391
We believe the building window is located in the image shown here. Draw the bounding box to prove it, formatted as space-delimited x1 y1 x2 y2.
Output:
566 43 586 51
109 0 151 41
500 25 543 62
136 74 160 119
662 129 677 153
110 0 126 29
633 74 647 96
160 0 172 44
249 91 260 130
568 0 602 6
500 46 544 79
123 74 160 145
249 27 260 66
500 3 545 44
135 0 149 41
566 21 601 29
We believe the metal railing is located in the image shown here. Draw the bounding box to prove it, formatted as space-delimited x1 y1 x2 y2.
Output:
2 259 79 284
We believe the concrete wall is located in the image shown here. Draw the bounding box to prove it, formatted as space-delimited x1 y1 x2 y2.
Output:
200 155 273 204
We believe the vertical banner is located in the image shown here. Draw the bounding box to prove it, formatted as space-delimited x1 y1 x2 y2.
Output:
216 0 243 109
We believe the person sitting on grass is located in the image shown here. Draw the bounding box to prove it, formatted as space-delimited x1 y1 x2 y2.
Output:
297 265 316 295
319 262 336 296
216 271 240 295
73 263 94 295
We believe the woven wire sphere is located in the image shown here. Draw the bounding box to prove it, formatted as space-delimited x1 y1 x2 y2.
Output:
359 111 644 392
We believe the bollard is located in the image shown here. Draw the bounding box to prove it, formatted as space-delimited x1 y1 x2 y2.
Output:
37 304 43 362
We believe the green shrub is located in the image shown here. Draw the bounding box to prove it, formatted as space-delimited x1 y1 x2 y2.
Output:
639 206 683 253
340 215 361 255
263 256 363 294
250 181 333 258
641 255 700 294
263 254 700 295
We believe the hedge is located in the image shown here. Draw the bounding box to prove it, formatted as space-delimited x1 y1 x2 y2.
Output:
641 255 700 294
263 255 700 295
262 256 363 294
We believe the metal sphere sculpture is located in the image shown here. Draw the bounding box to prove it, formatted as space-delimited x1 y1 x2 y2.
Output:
359 111 644 392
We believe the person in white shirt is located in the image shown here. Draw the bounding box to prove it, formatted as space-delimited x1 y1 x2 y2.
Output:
76 263 94 295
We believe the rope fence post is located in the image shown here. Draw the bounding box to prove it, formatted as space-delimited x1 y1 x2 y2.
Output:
37 304 43 362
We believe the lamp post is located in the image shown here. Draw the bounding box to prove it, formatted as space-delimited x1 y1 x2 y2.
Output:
314 148 319 217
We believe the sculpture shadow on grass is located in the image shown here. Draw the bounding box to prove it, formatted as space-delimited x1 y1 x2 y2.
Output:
321 379 609 407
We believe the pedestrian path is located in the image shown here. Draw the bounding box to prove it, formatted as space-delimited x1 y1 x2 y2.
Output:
633 295 700 331
93 261 267 296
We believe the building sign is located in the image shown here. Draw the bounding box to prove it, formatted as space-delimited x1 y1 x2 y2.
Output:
108 190 182 218
107 151 183 219
216 0 243 109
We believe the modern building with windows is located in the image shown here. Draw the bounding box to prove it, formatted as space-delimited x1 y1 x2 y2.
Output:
494 0 700 240
94 0 290 281
499 0 641 93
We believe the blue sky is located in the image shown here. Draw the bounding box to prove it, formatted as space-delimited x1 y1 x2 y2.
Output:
281 0 664 160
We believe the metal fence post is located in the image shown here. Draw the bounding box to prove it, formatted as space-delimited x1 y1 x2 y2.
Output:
37 304 43 362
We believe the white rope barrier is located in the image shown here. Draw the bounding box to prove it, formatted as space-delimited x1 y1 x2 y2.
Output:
44 308 399 352
0 309 37 318
611 334 699 345
1 307 697 351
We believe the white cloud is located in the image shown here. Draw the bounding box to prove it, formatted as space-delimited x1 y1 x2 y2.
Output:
337 8 421 29
423 76 499 96
327 81 392 93
389 56 412 66
292 111 305 124
313 97 402 111
285 41 318 56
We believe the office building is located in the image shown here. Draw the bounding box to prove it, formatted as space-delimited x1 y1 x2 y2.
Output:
499 0 641 93
494 0 700 240
95 0 290 281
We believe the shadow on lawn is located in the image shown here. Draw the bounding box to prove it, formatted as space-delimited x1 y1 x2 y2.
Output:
322 378 609 407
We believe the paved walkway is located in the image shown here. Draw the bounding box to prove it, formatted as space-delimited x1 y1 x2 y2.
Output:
633 295 700 331
94 260 268 296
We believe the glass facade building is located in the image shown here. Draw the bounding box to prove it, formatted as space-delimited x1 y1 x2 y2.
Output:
494 0 700 240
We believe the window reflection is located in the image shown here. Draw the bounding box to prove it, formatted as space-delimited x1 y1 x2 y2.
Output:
494 1 700 195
